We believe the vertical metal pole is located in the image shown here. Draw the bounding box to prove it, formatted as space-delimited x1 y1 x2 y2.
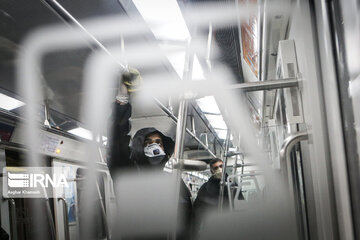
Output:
95 180 110 240
172 37 193 240
167 97 174 114
42 187 56 240
232 147 239 176
120 35 128 71
206 23 213 69
8 198 18 240
173 101 188 167
227 180 234 211
229 150 239 210
44 99 51 127
219 130 231 211
44 198 56 240
173 37 193 166
205 133 209 148
171 100 189 240
191 115 196 135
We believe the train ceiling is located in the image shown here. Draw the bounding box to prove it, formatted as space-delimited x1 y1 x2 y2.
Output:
0 0 243 152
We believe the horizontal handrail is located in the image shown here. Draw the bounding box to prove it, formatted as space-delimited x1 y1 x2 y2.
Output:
227 172 263 180
172 158 207 171
230 163 256 168
229 78 299 92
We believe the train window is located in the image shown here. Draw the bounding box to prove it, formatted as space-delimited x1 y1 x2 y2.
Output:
0 0 64 110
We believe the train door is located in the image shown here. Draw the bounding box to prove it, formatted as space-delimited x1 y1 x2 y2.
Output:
0 148 56 240
52 159 111 240
0 148 12 239
312 0 360 238
261 0 357 239
263 38 309 239
52 160 79 240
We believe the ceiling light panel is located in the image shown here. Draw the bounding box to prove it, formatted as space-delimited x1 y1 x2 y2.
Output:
196 96 221 114
0 93 25 110
68 127 93 140
133 0 190 41
214 129 227 139
205 114 227 130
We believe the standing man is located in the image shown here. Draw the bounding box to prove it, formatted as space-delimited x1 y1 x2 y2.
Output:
192 158 228 234
107 69 192 239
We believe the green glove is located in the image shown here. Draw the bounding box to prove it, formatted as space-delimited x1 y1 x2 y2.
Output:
121 67 142 93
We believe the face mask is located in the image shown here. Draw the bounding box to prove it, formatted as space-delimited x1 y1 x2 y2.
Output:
144 143 166 165
147 155 165 165
213 167 223 179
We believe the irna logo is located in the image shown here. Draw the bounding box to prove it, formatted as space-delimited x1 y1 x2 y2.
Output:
7 172 68 188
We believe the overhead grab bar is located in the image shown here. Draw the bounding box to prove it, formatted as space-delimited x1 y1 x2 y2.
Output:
57 198 70 240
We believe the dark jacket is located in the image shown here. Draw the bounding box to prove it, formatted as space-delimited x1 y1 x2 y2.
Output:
192 176 229 234
107 102 192 239
107 102 133 174
1 227 9 240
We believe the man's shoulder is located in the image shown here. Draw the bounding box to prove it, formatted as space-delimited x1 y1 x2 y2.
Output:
198 180 211 193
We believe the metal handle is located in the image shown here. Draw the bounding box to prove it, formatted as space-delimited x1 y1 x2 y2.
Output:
7 198 18 240
279 132 308 181
279 131 309 240
57 198 70 240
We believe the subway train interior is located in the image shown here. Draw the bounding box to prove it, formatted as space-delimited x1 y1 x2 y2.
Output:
0 0 359 239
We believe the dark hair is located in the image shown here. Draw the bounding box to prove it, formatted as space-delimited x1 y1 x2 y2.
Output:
209 158 222 173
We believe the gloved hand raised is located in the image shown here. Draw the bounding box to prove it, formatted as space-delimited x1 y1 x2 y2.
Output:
122 67 142 93
116 67 142 104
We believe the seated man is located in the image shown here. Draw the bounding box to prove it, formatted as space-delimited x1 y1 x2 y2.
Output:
107 69 192 239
